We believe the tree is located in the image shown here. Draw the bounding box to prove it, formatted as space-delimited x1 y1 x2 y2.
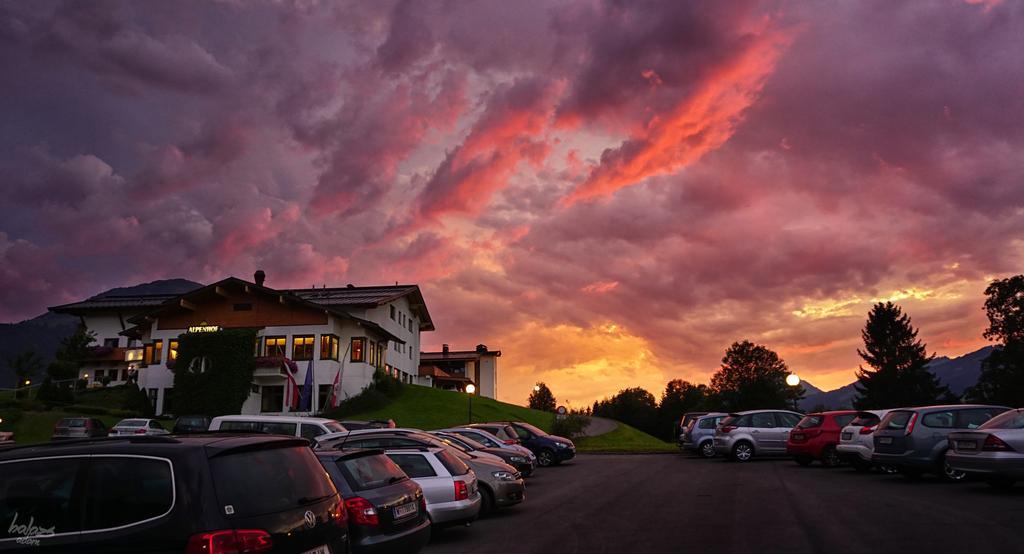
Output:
709 340 800 412
657 379 710 440
592 387 659 436
47 327 96 381
7 349 42 398
968 276 1024 406
528 382 556 412
853 302 948 409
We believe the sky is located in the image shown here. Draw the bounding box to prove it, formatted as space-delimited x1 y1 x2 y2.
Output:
1 0 1023 407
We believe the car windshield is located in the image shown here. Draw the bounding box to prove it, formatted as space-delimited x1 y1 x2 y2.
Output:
336 454 408 491
796 416 823 428
515 422 547 436
979 409 1024 430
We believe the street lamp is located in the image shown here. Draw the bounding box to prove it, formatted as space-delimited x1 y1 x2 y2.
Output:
533 384 540 392
786 374 801 411
466 383 476 423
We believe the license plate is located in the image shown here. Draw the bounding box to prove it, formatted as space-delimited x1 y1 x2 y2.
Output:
841 432 853 440
878 437 893 445
792 433 805 440
394 502 417 519
301 546 329 554
956 441 977 451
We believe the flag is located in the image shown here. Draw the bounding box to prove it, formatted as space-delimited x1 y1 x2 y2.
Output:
299 358 314 412
283 359 300 412
329 366 342 408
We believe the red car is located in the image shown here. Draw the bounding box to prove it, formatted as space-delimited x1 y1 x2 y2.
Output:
787 410 858 467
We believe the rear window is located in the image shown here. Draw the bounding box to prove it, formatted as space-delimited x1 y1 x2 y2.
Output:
0 458 83 538
211 446 336 518
833 414 857 428
435 449 470 476
118 419 148 427
63 419 86 428
387 453 438 478
698 417 719 429
336 454 407 491
797 416 823 429
980 409 1024 430
82 457 174 530
880 411 913 430
850 413 881 427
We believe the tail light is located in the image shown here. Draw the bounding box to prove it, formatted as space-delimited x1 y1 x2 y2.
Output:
983 434 1015 452
719 426 737 434
344 497 378 526
135 428 147 435
859 426 875 435
503 439 517 445
185 529 272 554
454 480 469 501
904 413 918 436
328 502 348 527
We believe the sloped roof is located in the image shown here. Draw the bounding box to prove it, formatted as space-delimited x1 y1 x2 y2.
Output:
50 293 183 314
289 285 434 331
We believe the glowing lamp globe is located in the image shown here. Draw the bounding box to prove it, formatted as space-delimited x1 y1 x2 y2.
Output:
466 384 476 394
786 374 801 387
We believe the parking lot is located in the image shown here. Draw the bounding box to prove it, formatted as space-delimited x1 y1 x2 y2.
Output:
425 453 1024 554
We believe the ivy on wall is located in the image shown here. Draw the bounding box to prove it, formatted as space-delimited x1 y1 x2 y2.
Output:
172 328 257 417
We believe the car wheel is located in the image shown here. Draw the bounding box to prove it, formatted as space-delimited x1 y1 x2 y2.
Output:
795 455 813 467
537 449 555 467
699 441 716 458
732 441 754 462
985 476 1016 490
941 454 967 482
821 446 841 468
479 486 495 515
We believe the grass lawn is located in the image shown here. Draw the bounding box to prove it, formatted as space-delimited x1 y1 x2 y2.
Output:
343 384 557 432
574 422 678 453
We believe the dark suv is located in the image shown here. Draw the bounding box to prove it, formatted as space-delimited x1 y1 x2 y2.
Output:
317 449 430 553
0 434 349 553
477 421 575 467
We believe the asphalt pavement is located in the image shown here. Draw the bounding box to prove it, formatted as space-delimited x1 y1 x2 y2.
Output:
424 453 1024 554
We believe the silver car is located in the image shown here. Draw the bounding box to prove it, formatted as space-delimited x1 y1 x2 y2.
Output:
713 409 803 461
385 447 481 526
947 407 1024 489
108 418 170 436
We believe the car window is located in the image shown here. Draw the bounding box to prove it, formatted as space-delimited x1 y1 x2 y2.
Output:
300 424 327 441
0 458 83 538
347 438 383 449
777 413 802 427
82 457 173 530
385 437 425 448
260 422 297 436
957 408 1004 429
698 418 718 429
459 431 498 447
980 409 1024 430
387 454 438 478
750 413 776 428
880 411 914 430
435 449 471 476
515 422 547 437
210 445 336 518
796 415 823 429
336 454 407 491
67 419 86 428
219 420 259 432
121 419 147 427
922 411 955 429
324 421 347 433
850 413 880 427
834 414 857 428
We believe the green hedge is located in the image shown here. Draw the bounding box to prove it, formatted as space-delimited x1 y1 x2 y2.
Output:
172 329 257 417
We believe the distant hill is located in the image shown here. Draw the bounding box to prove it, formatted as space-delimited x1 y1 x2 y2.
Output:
799 345 996 411
0 279 203 387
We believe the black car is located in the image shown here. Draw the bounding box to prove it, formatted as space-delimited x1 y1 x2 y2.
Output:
171 415 211 434
316 449 430 553
0 434 349 553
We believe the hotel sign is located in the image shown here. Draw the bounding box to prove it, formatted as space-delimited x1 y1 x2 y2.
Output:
188 324 223 333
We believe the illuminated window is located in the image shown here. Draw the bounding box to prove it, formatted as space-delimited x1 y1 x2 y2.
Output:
168 340 179 362
264 336 286 357
292 335 315 361
377 342 385 370
368 340 377 366
147 340 163 365
351 338 365 363
320 335 339 360
143 344 153 366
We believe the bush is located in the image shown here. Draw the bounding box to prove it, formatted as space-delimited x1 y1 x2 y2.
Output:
321 370 403 419
64 405 110 416
36 378 75 405
551 414 589 439
122 383 155 418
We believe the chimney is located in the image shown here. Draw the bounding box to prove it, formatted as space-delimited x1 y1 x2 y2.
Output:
254 270 266 287
476 344 487 353
442 344 449 356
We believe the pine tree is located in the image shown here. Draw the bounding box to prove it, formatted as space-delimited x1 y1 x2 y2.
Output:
853 302 948 409
528 382 556 412
967 276 1024 406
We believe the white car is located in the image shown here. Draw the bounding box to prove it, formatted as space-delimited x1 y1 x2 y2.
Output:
209 414 347 441
836 409 893 471
109 418 170 436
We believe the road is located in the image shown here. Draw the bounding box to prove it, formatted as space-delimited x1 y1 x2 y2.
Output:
424 453 1024 554
579 416 618 437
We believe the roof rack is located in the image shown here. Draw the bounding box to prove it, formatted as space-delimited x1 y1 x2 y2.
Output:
0 435 181 454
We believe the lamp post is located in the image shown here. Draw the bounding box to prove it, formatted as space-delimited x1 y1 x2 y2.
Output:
533 384 540 392
466 383 476 423
786 374 801 411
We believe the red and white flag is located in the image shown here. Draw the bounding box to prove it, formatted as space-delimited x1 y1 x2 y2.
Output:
329 366 342 408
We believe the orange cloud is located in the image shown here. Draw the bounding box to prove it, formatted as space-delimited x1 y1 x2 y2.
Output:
581 280 619 294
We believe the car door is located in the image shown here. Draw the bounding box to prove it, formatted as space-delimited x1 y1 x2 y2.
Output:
775 412 802 451
749 412 779 452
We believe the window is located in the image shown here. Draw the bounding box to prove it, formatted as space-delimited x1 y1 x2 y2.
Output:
922 411 955 429
400 312 405 326
264 336 286 357
103 338 119 348
377 342 385 369
82 457 173 531
834 414 857 428
94 369 105 380
777 413 802 427
336 455 407 491
957 408 1005 429
698 417 720 429
261 385 284 412
210 446 336 518
850 413 880 427
151 340 163 365
409 348 413 360
434 450 471 476
368 340 377 366
318 385 334 408
168 340 179 363
300 424 327 441
387 454 438 478
408 319 414 332
233 302 253 311
351 338 365 362
219 421 260 432
163 389 174 415
797 416 823 429
149 420 165 430
148 389 158 410
143 344 153 365
0 458 85 538
751 413 776 428
292 335 315 361
879 411 914 430
980 409 1024 430
390 305 396 320
320 335 339 360
260 422 297 436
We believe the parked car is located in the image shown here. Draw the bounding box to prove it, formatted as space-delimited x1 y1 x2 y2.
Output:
317 448 431 552
51 417 108 440
209 414 347 441
171 415 211 434
787 410 858 467
431 431 536 476
680 412 727 458
464 423 522 445
713 410 804 461
0 434 349 553
440 427 537 473
872 404 1011 480
836 410 893 472
677 412 709 437
947 407 1024 489
108 418 170 436
316 429 502 464
384 447 481 526
478 421 576 467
